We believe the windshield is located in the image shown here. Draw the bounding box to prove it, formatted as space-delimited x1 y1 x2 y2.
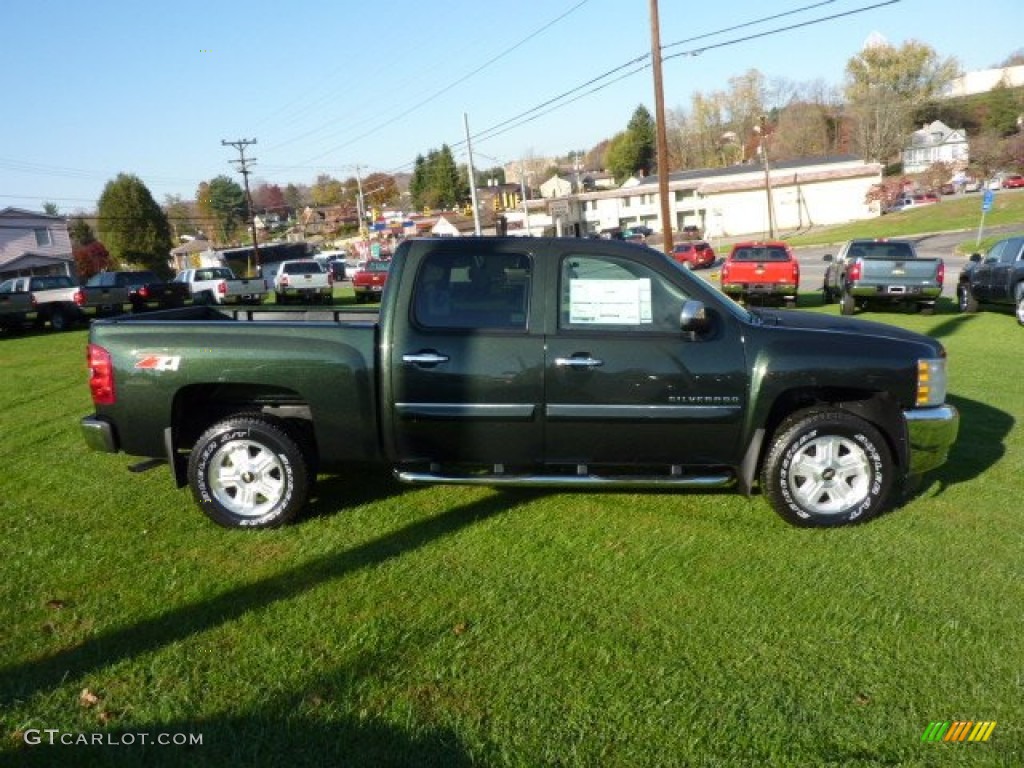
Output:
848 242 915 260
365 260 390 273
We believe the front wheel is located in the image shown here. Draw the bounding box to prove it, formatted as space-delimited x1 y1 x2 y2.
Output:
839 291 856 316
187 415 311 529
760 409 895 527
957 284 978 313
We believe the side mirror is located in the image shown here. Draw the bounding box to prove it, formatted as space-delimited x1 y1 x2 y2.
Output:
823 254 833 262
679 299 710 335
969 253 982 263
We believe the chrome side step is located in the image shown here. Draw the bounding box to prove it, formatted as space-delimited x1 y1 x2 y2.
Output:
394 467 734 490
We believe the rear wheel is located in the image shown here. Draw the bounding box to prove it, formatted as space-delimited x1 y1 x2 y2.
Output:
49 307 71 331
1016 285 1024 326
187 415 311 529
760 408 894 527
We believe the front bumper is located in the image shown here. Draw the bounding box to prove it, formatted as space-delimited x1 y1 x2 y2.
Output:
81 415 118 453
903 405 959 475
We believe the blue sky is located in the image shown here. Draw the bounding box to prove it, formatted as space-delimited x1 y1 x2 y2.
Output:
1 0 1020 213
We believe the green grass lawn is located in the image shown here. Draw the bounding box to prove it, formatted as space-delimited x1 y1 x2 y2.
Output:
787 187 1024 254
1 285 1022 765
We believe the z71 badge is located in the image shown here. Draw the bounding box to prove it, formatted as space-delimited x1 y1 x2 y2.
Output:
134 354 181 372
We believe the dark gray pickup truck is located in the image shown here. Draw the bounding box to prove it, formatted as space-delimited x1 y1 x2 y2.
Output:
957 234 1024 325
81 237 959 529
823 238 945 315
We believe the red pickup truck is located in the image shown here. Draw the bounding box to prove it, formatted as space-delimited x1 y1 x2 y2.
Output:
352 259 391 303
720 241 800 308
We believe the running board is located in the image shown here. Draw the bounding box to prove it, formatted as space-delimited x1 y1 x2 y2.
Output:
394 467 735 490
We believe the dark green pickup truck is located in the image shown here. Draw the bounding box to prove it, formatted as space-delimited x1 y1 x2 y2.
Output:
81 237 959 529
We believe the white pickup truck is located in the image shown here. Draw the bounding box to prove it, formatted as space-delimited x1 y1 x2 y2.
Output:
266 259 333 304
172 267 269 305
0 274 128 330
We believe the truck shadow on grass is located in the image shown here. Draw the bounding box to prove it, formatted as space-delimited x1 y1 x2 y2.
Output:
0 491 534 726
924 393 1014 496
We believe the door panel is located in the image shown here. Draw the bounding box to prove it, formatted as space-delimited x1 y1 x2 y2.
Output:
389 247 544 465
544 252 747 467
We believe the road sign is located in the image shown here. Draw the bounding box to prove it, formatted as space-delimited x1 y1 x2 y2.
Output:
982 188 994 213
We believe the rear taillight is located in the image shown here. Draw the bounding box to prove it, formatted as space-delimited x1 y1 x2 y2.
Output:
936 261 945 286
73 288 86 306
720 262 730 280
327 271 334 286
217 280 227 295
139 286 150 298
792 261 800 284
280 275 290 287
847 260 862 281
87 343 116 405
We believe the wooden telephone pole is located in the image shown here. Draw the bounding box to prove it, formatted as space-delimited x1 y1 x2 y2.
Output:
221 138 261 274
649 0 673 253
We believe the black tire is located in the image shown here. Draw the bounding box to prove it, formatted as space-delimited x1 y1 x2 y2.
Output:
839 291 856 316
187 415 310 529
1016 285 1024 327
822 284 835 304
274 291 287 305
784 297 797 309
49 307 70 332
957 283 978 313
918 302 935 316
760 408 895 527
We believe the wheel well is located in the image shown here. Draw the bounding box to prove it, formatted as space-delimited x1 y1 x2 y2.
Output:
172 383 315 455
754 388 907 479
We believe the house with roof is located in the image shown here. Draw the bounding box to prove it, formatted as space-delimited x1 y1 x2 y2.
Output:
901 120 969 174
0 207 74 281
519 155 883 239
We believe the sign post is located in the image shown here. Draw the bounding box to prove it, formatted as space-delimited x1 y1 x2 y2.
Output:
976 188 994 248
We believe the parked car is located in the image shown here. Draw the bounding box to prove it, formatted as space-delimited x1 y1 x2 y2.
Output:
957 235 1024 325
85 271 190 313
351 259 391 303
0 284 35 331
670 241 716 269
81 236 959 530
822 239 944 315
680 225 702 240
1001 175 1024 189
720 241 800 308
269 259 333 304
625 225 653 238
173 267 269 305
883 195 939 214
1 274 129 330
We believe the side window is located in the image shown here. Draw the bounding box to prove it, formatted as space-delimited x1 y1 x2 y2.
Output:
412 250 531 330
559 254 690 332
998 240 1023 264
984 241 1004 264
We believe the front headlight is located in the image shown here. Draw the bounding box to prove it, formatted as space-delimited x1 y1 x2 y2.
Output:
916 357 948 407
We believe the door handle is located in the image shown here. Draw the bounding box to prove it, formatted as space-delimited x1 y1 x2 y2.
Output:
554 356 604 369
402 352 450 366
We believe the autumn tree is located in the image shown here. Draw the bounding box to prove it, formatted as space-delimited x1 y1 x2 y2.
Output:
74 241 111 280
843 39 960 164
362 172 399 209
310 174 345 206
251 183 288 216
96 173 173 275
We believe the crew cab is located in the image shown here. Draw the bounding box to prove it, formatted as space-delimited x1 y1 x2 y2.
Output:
719 241 799 308
268 259 333 304
173 267 269 305
85 271 191 312
0 274 128 331
823 239 944 316
957 235 1024 325
81 237 959 530
351 259 391 302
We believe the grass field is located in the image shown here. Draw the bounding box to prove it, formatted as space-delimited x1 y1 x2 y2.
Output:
1 251 1023 765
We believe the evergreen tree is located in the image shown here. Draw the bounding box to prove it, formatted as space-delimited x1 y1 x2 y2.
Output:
96 173 173 275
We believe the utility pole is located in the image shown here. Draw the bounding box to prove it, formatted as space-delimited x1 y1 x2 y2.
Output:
464 113 482 235
649 0 673 252
221 138 260 274
755 116 777 239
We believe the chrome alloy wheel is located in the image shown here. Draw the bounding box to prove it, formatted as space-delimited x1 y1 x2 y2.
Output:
207 439 287 518
786 434 872 516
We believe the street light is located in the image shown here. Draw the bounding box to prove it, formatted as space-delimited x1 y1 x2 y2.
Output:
753 116 777 239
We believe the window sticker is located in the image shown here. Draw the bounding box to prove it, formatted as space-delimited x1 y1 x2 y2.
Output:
568 278 652 324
